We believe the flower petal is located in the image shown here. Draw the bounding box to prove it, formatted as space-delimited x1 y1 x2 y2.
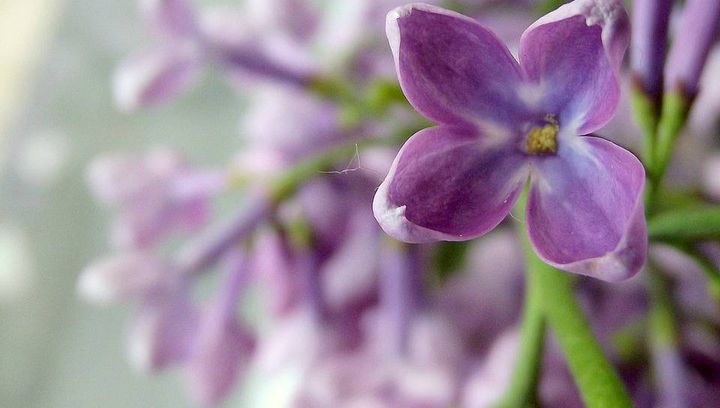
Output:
527 136 647 281
127 287 198 372
77 252 170 303
387 4 525 128
140 0 197 38
113 43 202 111
373 127 528 243
519 0 629 134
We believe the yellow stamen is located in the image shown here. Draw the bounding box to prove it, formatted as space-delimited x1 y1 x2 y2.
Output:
526 117 559 154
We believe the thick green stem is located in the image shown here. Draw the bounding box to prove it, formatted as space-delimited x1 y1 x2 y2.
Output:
534 261 633 408
648 205 720 243
509 191 633 408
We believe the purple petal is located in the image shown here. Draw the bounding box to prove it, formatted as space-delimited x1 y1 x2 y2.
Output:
387 4 524 127
113 43 202 111
77 252 170 303
519 0 629 134
322 208 380 311
630 0 672 98
140 0 197 38
665 0 720 96
127 287 198 372
251 227 299 316
373 127 528 243
527 136 647 281
186 317 254 407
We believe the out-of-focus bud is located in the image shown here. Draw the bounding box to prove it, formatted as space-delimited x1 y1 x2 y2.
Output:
245 0 319 41
665 0 720 98
631 0 672 99
437 229 523 347
77 252 170 304
461 329 519 408
140 0 197 38
251 227 299 316
186 250 255 406
112 43 202 111
87 149 225 248
127 287 198 372
702 153 720 201
241 86 341 163
186 317 255 407
378 240 424 356
322 208 380 311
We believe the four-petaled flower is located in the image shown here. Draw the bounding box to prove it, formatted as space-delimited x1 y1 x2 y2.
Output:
373 1 648 281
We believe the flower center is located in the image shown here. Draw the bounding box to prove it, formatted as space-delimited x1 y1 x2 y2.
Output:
526 115 559 155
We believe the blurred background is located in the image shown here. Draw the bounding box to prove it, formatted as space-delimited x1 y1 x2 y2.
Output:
0 1 244 406
4 0 720 407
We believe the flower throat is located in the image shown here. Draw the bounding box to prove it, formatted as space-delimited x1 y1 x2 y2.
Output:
526 115 559 154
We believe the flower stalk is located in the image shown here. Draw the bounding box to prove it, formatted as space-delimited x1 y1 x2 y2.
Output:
501 189 633 408
495 194 545 408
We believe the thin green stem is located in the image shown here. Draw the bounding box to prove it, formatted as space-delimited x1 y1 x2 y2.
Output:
511 191 633 408
631 87 660 172
494 235 545 408
494 191 546 408
268 125 418 202
646 92 691 213
647 264 679 347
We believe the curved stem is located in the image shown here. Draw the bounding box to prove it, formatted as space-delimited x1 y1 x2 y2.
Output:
494 246 545 408
513 192 632 408
533 258 634 408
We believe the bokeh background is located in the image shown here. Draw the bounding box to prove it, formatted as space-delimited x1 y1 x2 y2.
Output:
0 1 245 406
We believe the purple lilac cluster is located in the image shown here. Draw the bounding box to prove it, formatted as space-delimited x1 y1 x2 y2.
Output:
79 0 720 407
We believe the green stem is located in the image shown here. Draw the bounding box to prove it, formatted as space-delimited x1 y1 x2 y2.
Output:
535 262 633 408
648 205 720 243
646 92 691 213
494 237 546 408
510 191 633 408
647 264 679 347
269 125 418 202
630 87 659 172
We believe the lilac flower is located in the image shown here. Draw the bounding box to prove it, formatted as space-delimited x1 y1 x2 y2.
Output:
127 283 198 372
114 0 314 110
77 251 172 303
373 1 647 281
186 250 255 406
87 149 226 249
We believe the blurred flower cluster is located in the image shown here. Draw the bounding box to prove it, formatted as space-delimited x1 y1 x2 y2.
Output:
78 0 720 407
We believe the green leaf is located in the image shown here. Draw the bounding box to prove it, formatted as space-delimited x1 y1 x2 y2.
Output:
648 206 720 243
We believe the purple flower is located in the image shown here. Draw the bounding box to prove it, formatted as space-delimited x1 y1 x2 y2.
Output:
114 0 314 111
186 250 255 406
87 149 226 249
665 0 720 97
373 1 647 281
